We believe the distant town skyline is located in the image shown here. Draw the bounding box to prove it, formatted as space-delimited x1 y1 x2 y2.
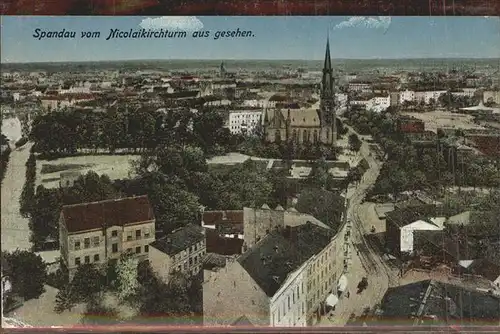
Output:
1 16 499 63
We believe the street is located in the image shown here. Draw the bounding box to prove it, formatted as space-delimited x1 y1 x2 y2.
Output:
318 126 398 326
1 143 33 252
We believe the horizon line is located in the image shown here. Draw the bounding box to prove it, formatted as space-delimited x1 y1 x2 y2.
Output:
3 57 500 65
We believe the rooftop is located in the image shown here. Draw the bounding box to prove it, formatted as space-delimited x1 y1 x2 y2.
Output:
379 279 500 325
61 195 154 233
237 223 333 297
151 224 205 256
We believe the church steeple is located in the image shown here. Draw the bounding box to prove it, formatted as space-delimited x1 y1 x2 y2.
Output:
321 36 334 98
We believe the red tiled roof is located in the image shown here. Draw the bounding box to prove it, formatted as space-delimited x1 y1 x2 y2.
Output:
202 210 243 226
61 195 154 233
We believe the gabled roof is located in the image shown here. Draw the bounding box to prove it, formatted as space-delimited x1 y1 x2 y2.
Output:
237 223 333 297
61 195 154 233
151 224 205 256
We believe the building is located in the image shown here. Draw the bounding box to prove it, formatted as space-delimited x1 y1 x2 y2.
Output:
59 195 155 278
203 223 346 327
149 224 206 282
385 205 448 257
263 38 337 147
228 110 263 135
202 210 245 255
377 280 500 326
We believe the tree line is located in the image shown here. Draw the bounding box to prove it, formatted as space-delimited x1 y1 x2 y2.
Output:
29 107 234 158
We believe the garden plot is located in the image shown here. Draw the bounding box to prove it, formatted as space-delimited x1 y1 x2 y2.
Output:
36 155 141 189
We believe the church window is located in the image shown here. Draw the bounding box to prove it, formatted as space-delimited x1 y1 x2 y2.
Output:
303 130 308 143
275 130 281 142
314 130 318 143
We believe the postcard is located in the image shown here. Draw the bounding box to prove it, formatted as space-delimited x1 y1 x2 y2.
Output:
1 16 499 330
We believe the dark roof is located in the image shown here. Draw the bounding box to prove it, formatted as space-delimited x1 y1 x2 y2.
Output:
379 279 500 325
237 223 333 297
386 205 439 228
413 230 481 261
205 229 243 256
151 224 205 256
202 252 227 271
202 210 244 226
61 195 154 233
467 259 500 282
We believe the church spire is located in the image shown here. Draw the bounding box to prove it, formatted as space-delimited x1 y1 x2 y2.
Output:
321 35 334 97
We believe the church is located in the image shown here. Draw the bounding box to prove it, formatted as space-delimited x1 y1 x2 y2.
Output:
263 38 337 147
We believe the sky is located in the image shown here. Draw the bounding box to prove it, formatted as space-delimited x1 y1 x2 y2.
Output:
1 16 499 63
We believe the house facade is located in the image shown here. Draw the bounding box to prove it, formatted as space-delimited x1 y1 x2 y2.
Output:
149 224 206 282
59 195 155 278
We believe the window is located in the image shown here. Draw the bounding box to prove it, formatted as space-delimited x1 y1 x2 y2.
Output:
189 258 193 266
297 286 300 299
84 238 90 249
94 254 100 262
183 262 187 270
85 256 90 264
293 291 295 303
112 243 118 253
127 231 133 241
144 245 149 253
135 246 141 254
74 241 81 250
93 236 100 247
75 257 81 266
144 228 150 238
288 296 291 310
136 229 141 239
111 230 118 237
177 265 181 271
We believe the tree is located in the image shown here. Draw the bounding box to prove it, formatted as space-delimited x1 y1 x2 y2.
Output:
348 133 362 152
70 264 104 303
54 285 76 314
296 188 344 228
116 254 139 302
2 250 47 300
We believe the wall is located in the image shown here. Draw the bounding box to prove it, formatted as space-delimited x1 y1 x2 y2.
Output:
66 229 106 276
270 261 308 327
400 220 442 254
203 258 270 326
243 207 285 250
149 246 174 283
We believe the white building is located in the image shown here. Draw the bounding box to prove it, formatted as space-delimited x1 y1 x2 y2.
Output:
228 110 263 135
367 96 390 112
270 261 308 327
400 218 446 254
414 91 447 104
399 90 415 104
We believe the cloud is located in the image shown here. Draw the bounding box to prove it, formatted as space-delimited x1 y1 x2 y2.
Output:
333 17 392 31
139 16 204 31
